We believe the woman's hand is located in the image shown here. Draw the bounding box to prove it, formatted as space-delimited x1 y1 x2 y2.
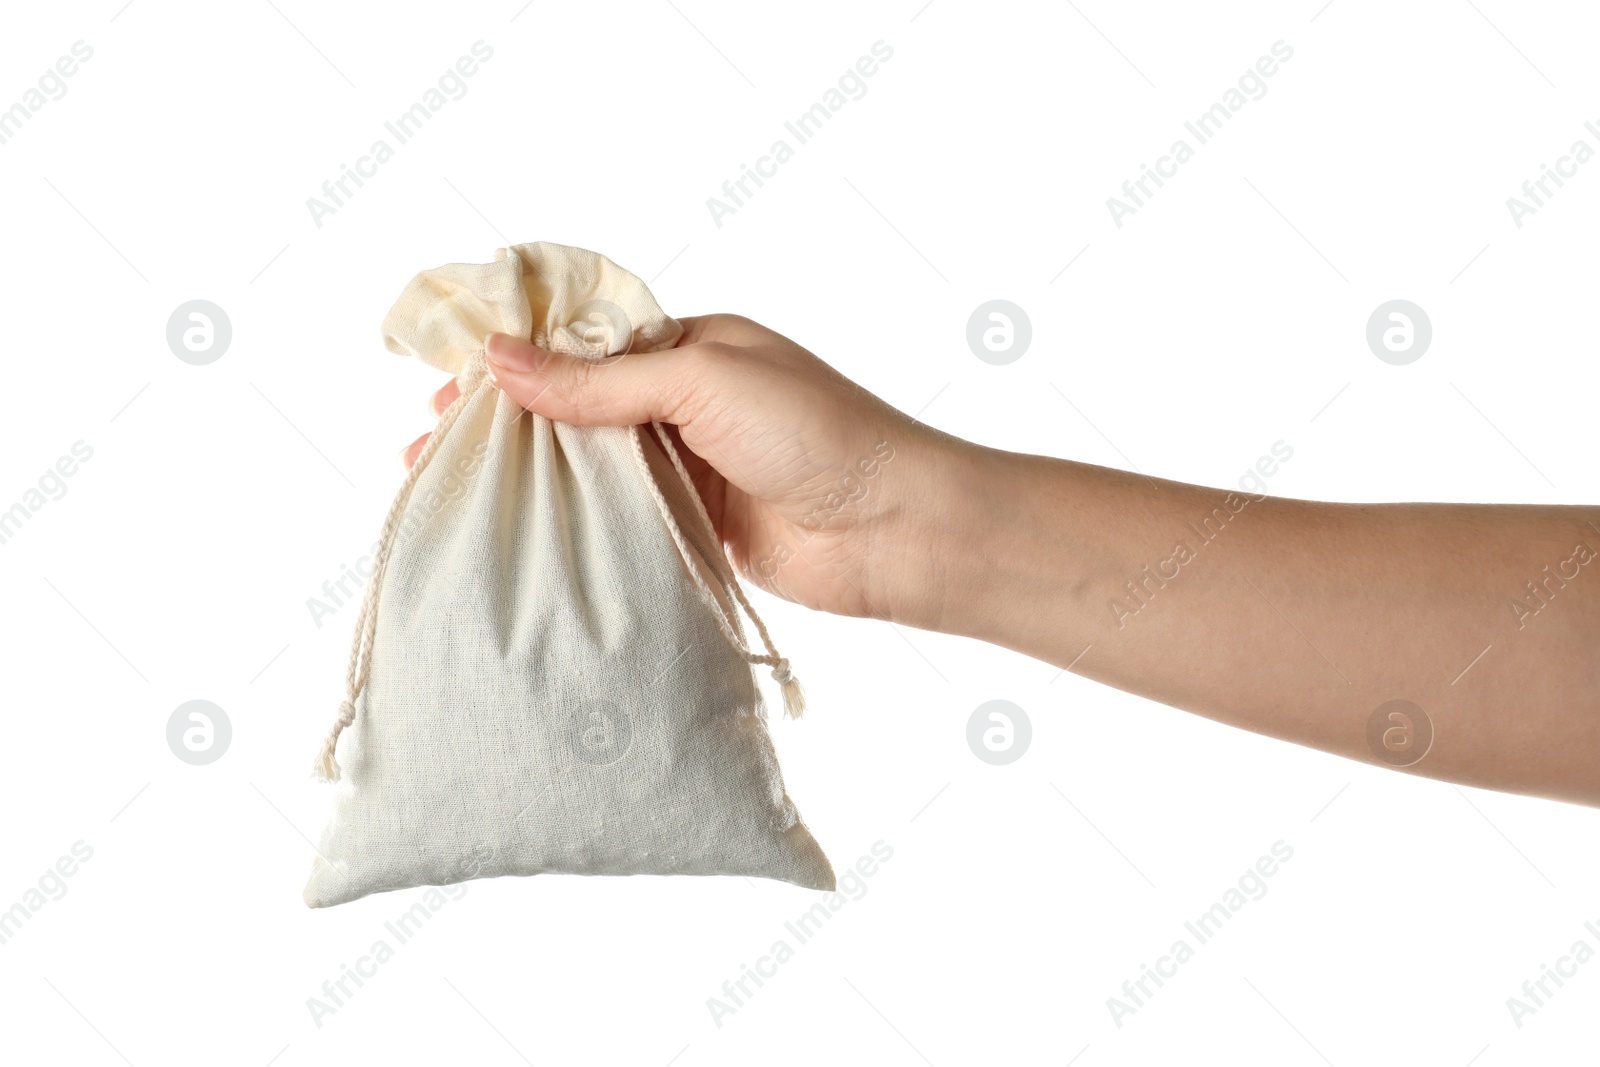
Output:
402 314 984 632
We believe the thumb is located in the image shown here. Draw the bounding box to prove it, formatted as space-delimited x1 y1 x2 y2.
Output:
483 332 695 427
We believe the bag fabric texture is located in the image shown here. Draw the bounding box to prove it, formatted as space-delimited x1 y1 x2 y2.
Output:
303 241 834 908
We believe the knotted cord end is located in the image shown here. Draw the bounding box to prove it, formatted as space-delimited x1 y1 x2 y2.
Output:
772 659 805 720
313 699 357 783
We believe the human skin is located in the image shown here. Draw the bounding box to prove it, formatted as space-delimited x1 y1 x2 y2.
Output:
402 314 1600 807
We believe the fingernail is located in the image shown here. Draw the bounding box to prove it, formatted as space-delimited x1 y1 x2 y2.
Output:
484 332 545 373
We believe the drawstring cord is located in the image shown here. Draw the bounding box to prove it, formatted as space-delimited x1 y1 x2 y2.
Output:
629 420 806 719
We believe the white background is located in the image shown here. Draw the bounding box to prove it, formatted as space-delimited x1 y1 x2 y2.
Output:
2 1 1598 1064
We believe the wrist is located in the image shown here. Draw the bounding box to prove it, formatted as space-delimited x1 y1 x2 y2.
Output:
875 431 1076 653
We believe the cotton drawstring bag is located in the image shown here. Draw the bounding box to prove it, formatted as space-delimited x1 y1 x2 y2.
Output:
303 241 834 908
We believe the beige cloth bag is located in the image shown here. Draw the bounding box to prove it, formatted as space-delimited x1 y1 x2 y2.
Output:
303 242 833 908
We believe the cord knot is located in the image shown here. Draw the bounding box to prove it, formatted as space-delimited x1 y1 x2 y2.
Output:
314 700 358 783
771 660 805 719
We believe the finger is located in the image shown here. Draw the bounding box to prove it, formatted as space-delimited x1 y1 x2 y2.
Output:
484 332 707 427
429 377 460 417
400 430 430 471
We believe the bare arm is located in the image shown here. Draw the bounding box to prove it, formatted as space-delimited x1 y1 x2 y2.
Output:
924 449 1600 806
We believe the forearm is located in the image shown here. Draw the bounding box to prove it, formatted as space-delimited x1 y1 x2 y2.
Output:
915 442 1600 806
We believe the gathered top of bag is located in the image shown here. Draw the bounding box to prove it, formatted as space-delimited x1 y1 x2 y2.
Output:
381 242 685 374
